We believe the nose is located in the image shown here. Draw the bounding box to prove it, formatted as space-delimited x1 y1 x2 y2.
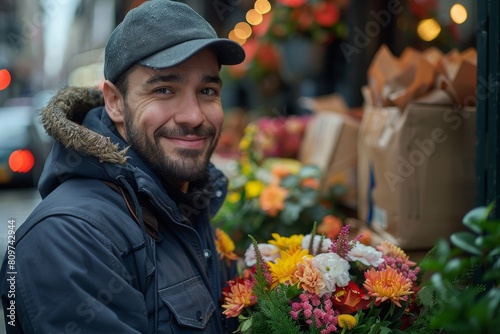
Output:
173 93 206 128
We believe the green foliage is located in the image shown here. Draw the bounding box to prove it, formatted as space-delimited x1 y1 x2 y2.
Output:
253 284 302 334
406 203 500 334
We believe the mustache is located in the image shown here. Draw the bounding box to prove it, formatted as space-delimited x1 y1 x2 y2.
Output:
154 125 216 139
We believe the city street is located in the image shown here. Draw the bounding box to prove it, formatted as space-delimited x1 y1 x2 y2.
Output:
0 187 41 260
0 186 41 332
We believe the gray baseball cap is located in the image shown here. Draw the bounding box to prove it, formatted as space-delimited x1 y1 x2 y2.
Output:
104 0 246 83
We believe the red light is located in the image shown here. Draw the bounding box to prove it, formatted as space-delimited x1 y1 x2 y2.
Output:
8 150 35 173
0 69 11 90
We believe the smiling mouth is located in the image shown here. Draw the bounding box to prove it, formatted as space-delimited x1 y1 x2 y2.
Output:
164 135 208 150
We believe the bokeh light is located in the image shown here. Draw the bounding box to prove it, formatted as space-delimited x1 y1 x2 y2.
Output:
450 4 467 24
417 18 441 41
254 0 271 14
234 22 252 40
0 69 12 90
229 30 246 45
246 9 263 26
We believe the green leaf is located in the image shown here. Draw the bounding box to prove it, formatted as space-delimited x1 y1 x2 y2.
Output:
462 205 492 233
280 203 301 225
298 165 321 178
285 283 301 299
238 317 253 333
296 188 317 207
443 258 464 276
417 286 436 308
280 175 300 188
488 247 500 258
379 326 393 334
450 231 482 255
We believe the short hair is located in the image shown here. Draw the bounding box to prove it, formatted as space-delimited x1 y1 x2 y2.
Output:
113 64 138 97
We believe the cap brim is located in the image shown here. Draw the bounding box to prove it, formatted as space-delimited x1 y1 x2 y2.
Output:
139 38 245 69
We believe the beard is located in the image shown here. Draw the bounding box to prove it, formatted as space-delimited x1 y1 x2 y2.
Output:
123 103 220 183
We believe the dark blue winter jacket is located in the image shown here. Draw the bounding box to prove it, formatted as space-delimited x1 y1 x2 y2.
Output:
0 87 236 333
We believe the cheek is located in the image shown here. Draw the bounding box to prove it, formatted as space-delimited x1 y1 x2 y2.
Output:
208 109 224 134
138 106 171 134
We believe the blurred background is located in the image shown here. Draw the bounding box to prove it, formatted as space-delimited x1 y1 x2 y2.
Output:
0 0 478 185
0 0 477 109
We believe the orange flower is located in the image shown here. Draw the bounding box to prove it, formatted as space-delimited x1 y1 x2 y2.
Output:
301 177 319 189
294 257 325 294
355 228 373 246
215 228 239 263
222 279 256 318
363 267 413 307
259 184 288 217
318 215 343 239
271 164 292 179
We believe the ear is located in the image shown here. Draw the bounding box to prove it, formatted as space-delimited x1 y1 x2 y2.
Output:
102 80 125 124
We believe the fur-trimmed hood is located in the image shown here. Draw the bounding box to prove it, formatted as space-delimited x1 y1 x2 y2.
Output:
41 86 127 165
37 86 144 198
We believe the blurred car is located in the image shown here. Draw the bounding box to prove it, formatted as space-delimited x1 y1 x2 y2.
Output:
0 104 52 188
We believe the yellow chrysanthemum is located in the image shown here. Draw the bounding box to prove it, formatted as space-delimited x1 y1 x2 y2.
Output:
215 228 239 262
268 249 311 290
245 180 264 199
338 314 357 329
363 267 413 307
268 233 304 253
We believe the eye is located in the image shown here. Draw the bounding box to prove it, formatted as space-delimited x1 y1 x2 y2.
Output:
200 87 218 96
154 87 172 95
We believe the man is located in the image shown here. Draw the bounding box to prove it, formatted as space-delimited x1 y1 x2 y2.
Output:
1 1 245 333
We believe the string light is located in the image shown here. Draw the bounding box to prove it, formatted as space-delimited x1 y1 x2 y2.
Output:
227 0 272 45
234 22 253 39
228 30 246 45
255 0 271 14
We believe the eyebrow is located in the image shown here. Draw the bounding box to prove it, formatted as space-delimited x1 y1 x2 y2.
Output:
202 74 223 86
143 73 223 88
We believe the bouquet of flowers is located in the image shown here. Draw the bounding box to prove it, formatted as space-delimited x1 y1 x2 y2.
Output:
220 224 421 333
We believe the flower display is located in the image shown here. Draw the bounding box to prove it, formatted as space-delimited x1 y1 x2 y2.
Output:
265 0 348 44
225 1 349 82
220 226 422 333
212 120 342 255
